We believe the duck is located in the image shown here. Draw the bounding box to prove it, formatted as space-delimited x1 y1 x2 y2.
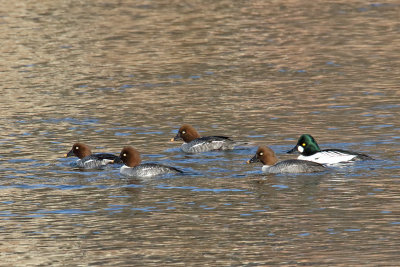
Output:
64 143 122 169
287 134 372 164
171 124 245 153
247 146 326 174
117 146 183 178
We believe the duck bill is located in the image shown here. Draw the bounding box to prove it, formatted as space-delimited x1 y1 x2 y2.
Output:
65 149 75 157
112 157 123 164
287 145 298 154
170 133 182 142
247 154 260 164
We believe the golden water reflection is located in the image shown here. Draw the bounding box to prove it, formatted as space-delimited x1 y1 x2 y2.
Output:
0 0 399 265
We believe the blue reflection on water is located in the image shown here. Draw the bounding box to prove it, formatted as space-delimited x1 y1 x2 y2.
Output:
34 209 97 214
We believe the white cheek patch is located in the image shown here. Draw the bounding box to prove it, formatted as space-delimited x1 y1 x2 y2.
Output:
298 146 304 153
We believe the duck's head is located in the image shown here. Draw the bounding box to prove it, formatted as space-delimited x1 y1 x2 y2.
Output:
170 124 201 143
119 146 141 167
64 143 92 159
287 134 321 156
247 146 278 166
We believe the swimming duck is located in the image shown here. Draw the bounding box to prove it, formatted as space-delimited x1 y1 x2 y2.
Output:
118 146 183 178
287 134 372 164
247 146 326 173
171 124 244 153
65 143 122 169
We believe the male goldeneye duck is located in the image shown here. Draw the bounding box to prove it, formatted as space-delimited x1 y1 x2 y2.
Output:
287 134 373 164
247 146 326 174
117 146 183 178
170 124 244 153
64 143 122 169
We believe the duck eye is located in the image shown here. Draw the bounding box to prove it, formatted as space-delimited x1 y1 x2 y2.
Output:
123 153 126 157
259 152 263 156
182 130 186 134
75 146 79 150
302 143 306 147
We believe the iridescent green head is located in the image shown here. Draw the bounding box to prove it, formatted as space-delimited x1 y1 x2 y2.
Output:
287 134 321 156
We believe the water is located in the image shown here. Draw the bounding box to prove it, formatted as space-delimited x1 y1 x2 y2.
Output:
1 0 400 265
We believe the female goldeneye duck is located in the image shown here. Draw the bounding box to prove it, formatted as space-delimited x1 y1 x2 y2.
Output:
170 124 244 153
287 134 373 164
118 146 183 178
247 146 326 174
64 143 122 169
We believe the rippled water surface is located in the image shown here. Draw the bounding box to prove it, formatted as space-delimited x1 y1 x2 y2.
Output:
1 1 400 266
